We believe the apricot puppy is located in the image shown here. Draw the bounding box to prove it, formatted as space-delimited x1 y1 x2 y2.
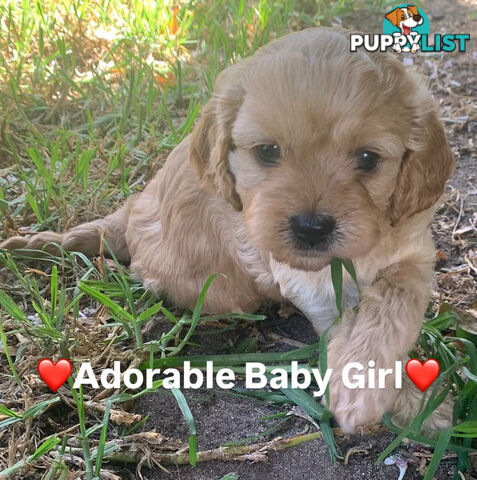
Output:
1 28 455 432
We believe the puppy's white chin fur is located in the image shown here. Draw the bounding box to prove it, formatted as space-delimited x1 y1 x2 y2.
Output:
271 252 333 272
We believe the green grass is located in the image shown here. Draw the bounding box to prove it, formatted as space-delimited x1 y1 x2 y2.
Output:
0 0 299 233
0 0 475 478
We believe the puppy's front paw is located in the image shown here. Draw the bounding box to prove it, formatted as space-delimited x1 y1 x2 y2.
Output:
327 344 393 432
325 313 400 432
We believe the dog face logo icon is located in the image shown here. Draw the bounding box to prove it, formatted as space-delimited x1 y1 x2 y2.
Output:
385 5 423 36
383 4 429 53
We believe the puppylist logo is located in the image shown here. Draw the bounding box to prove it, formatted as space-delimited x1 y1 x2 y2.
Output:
350 4 470 54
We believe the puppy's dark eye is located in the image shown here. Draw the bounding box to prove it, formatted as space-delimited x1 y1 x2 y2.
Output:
356 150 380 172
254 144 281 166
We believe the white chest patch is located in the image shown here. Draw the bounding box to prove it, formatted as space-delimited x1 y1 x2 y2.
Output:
269 258 359 334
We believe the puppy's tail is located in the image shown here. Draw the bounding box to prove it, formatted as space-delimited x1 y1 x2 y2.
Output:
0 206 130 263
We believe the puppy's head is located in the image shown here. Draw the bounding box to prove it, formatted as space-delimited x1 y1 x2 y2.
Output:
190 29 454 271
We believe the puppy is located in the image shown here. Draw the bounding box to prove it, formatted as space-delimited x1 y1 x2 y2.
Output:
1 29 455 432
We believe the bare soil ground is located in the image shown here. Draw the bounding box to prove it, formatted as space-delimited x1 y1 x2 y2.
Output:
128 1 476 479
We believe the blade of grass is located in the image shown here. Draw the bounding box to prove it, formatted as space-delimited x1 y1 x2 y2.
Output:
143 342 320 369
423 428 454 480
70 382 94 480
281 389 340 462
94 400 112 476
171 389 197 466
330 258 343 316
167 274 218 356
318 326 331 407
0 313 22 387
0 436 60 478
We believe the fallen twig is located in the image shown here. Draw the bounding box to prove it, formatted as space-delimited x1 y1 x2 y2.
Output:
85 401 142 426
62 424 388 467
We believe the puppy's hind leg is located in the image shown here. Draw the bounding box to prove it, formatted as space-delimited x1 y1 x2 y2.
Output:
391 374 454 433
0 205 130 263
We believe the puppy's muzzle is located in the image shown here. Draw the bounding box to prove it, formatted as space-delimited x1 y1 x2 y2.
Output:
289 213 336 250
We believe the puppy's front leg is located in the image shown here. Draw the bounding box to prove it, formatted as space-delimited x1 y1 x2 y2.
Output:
326 261 433 432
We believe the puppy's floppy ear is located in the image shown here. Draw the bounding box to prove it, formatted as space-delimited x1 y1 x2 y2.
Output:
385 8 400 27
408 5 419 16
390 100 455 224
189 64 245 211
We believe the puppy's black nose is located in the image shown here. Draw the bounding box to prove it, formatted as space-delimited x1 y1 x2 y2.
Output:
289 213 336 249
413 14 422 21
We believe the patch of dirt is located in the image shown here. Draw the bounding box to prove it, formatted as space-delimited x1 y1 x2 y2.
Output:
131 315 461 480
130 1 477 479
415 0 476 313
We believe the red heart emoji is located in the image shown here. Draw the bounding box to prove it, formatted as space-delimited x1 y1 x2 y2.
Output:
405 359 440 392
37 359 72 392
